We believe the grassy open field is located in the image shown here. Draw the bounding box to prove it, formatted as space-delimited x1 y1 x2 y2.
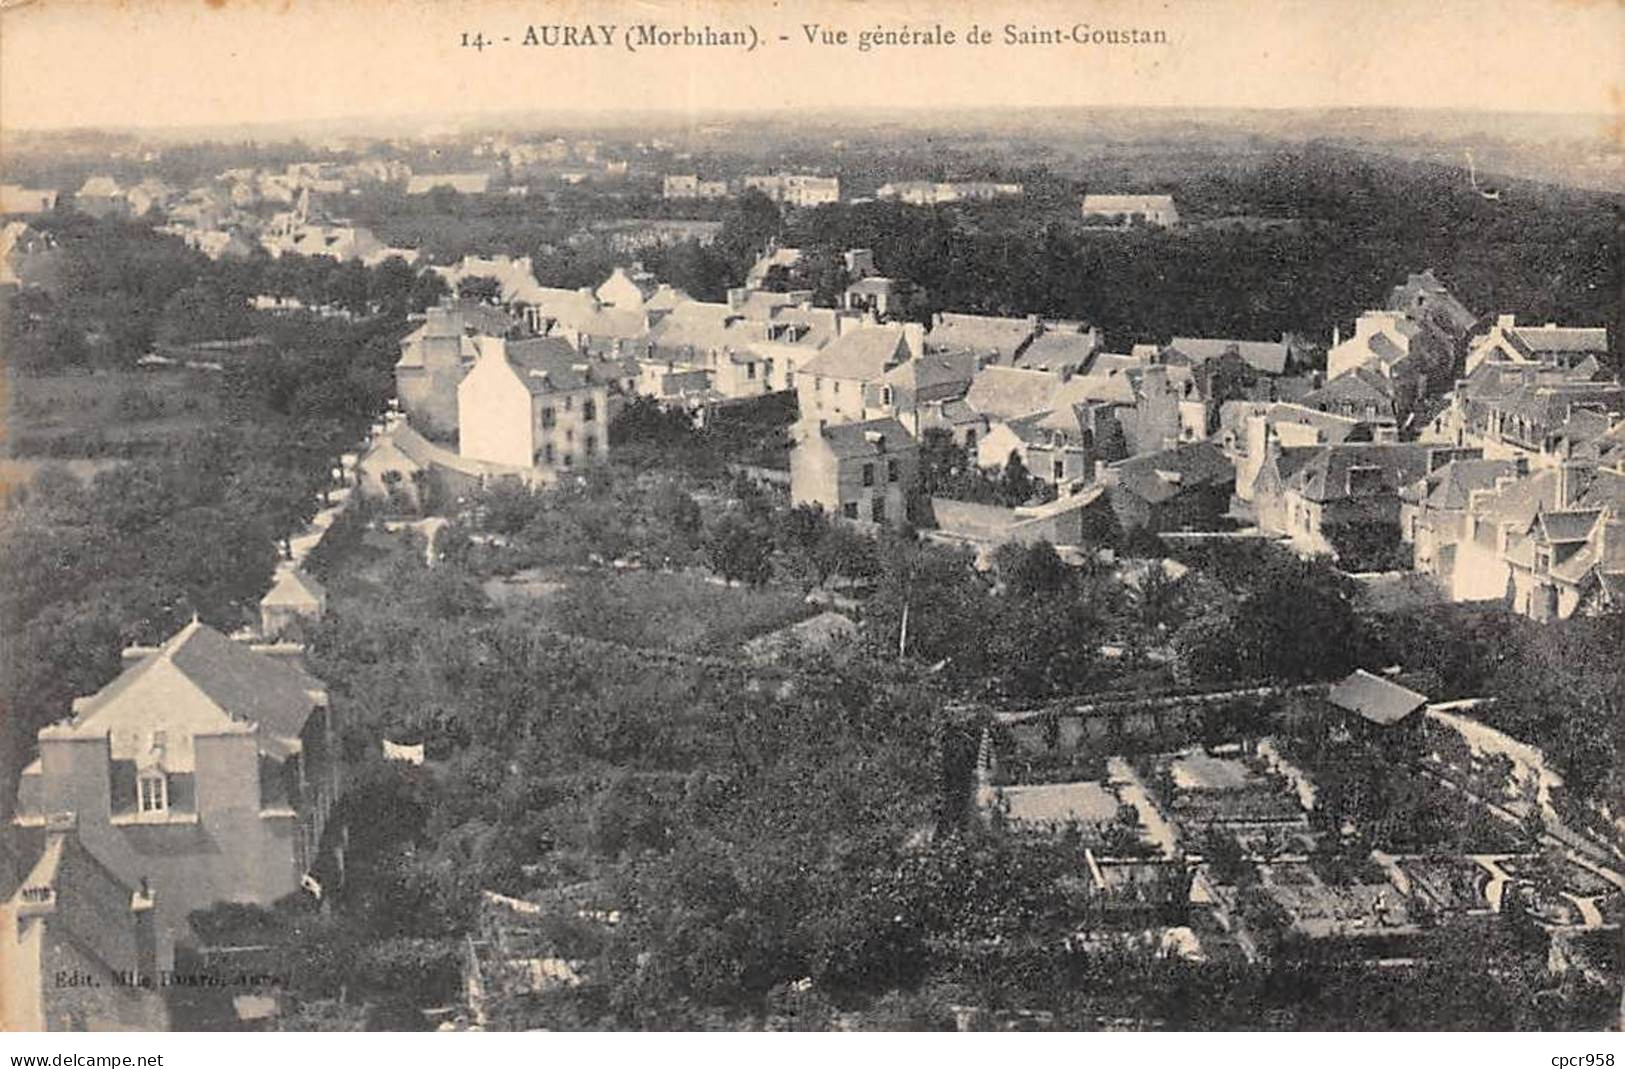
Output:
5 368 223 458
499 566 818 655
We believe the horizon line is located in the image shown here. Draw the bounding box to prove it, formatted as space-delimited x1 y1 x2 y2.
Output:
3 100 1613 140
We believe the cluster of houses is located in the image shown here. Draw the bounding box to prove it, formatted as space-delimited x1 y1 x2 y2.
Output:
352 241 1619 625
662 174 1179 225
3 145 1621 1028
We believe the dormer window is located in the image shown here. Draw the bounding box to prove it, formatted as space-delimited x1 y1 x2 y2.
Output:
139 772 168 814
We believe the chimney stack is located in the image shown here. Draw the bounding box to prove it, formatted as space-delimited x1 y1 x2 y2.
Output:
1555 462 1585 508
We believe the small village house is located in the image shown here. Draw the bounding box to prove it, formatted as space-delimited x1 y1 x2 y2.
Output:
1099 441 1236 534
795 324 920 426
457 336 612 474
1253 442 1474 559
1464 316 1608 377
258 564 328 640
790 417 917 529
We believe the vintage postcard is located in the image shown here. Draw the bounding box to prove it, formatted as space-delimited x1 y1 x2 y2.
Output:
0 0 1621 1044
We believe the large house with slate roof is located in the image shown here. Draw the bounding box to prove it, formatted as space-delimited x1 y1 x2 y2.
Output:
12 621 340 960
1253 442 1477 558
457 335 612 473
1465 316 1608 378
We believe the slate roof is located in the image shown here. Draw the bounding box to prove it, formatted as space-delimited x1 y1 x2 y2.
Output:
965 366 1066 420
1410 458 1520 510
813 417 913 460
1281 443 1434 503
1387 271 1478 335
1302 366 1398 414
1107 442 1235 504
519 286 601 323
503 337 597 395
361 421 529 481
1217 401 1365 444
1083 352 1149 377
1467 469 1564 548
925 312 1038 360
645 302 768 356
765 305 841 349
1327 669 1427 726
60 620 323 767
798 327 910 382
1166 337 1289 375
260 566 326 609
1537 509 1603 544
1017 331 1100 372
561 307 651 344
1507 325 1608 358
885 349 978 401
7 829 167 1029
937 398 984 425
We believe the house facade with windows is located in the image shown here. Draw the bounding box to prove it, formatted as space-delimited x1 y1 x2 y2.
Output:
1444 458 1625 618
457 336 612 474
742 173 840 207
1426 362 1625 464
1326 311 1421 383
11 621 339 964
1253 442 1473 558
790 417 916 529
795 325 918 427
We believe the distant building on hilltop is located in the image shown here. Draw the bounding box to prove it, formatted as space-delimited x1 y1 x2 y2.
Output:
662 174 728 199
742 173 840 207
405 173 493 195
876 180 1022 206
74 176 128 219
1081 194 1179 228
0 185 58 215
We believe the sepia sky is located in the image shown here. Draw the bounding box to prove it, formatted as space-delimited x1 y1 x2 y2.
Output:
1 0 1621 133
